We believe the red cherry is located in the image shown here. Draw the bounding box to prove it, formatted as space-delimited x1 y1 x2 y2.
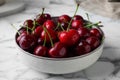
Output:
34 46 48 57
86 36 100 49
35 14 45 25
75 41 91 56
23 19 33 28
73 15 84 21
72 20 84 29
37 38 43 45
19 34 35 50
77 27 90 39
44 13 51 20
49 42 67 58
90 28 102 39
60 22 68 30
34 26 43 37
58 14 71 23
17 31 27 43
59 29 80 46
41 29 57 43
43 20 55 29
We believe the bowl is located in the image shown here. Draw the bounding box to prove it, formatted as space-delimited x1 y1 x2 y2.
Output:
15 19 105 74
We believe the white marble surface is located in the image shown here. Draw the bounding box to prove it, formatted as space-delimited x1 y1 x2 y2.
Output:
0 1 120 80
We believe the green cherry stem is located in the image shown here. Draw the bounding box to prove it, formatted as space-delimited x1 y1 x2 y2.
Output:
54 22 60 31
86 13 90 22
85 21 101 29
41 8 45 15
67 4 80 31
11 24 20 35
43 32 46 46
26 25 29 34
60 24 65 31
31 20 36 32
42 26 54 47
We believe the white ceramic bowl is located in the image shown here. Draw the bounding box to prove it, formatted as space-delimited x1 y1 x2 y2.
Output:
15 22 104 74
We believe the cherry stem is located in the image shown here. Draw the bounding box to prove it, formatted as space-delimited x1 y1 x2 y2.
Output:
67 4 79 31
20 25 32 31
31 20 36 32
60 24 65 31
11 24 20 35
86 13 90 22
85 21 101 28
41 8 45 15
42 26 54 47
54 22 60 31
43 32 46 46
26 25 29 34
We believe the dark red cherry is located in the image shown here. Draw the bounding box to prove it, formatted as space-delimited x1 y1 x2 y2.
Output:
75 41 91 56
77 27 90 39
34 46 48 57
41 29 57 43
34 26 43 37
73 15 83 21
43 20 55 29
59 29 80 46
19 34 35 50
23 19 33 28
37 38 43 45
58 14 71 23
44 13 51 20
35 14 45 25
60 22 68 30
17 31 27 43
72 20 84 29
90 28 102 39
86 36 100 49
49 42 67 58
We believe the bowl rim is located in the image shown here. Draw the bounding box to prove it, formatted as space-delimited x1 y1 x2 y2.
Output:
15 20 105 61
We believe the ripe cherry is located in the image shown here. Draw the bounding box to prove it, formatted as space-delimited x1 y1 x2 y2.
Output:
73 15 83 21
44 13 51 20
75 40 91 56
34 46 48 57
23 19 33 28
86 36 100 49
41 29 57 43
90 28 102 39
49 42 67 58
19 34 35 50
72 20 84 29
34 26 43 37
59 29 80 46
58 14 71 23
77 27 90 39
35 14 45 25
60 22 68 30
43 20 55 30
17 31 27 43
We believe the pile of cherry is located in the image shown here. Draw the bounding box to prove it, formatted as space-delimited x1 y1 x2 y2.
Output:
16 4 103 58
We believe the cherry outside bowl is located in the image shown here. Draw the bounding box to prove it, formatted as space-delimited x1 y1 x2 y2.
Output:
15 19 105 74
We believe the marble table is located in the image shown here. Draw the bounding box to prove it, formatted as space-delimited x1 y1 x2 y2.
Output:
0 1 120 80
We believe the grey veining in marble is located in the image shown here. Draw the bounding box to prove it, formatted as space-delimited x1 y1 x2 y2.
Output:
0 0 120 80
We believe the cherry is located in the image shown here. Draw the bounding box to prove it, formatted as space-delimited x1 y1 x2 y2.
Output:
60 22 68 30
58 14 71 23
75 40 91 56
41 29 57 43
23 19 33 28
43 20 55 30
49 42 67 58
18 28 26 34
86 36 100 49
34 46 48 57
59 29 80 46
33 26 43 37
72 20 84 29
35 14 45 25
77 27 90 39
44 13 51 20
90 28 102 39
73 15 84 21
19 34 35 50
37 38 43 45
17 31 27 43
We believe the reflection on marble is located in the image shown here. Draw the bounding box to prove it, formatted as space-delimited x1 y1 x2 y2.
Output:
0 1 120 80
